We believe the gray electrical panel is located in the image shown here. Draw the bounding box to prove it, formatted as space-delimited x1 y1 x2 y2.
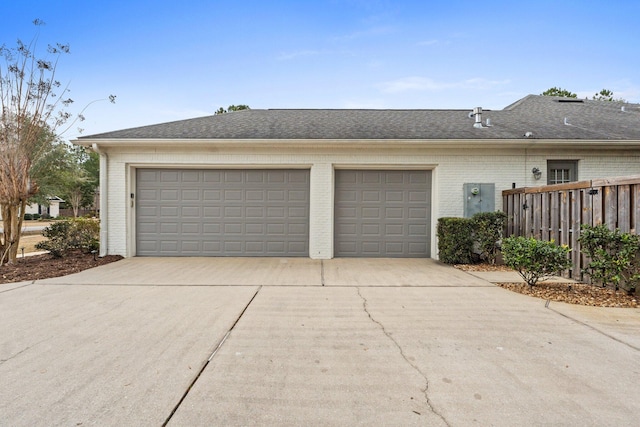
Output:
463 183 495 217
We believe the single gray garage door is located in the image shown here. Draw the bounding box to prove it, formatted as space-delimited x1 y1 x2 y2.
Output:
334 170 431 257
136 169 309 256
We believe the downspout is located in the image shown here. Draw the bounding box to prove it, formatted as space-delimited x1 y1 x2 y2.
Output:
92 143 108 257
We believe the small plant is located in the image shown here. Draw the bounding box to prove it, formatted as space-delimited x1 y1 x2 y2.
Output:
502 237 572 286
471 211 507 264
437 217 474 264
36 218 100 258
579 224 640 293
23 213 33 220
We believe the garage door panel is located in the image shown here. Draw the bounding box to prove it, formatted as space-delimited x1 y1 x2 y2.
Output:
267 172 286 183
409 207 428 219
160 207 179 217
362 207 381 219
288 190 308 202
288 207 307 218
203 223 220 233
362 173 381 184
267 224 285 234
335 170 431 258
287 223 307 235
136 169 309 256
267 190 285 201
203 190 221 201
224 190 243 201
203 207 221 218
181 206 200 217
139 189 159 201
245 223 264 234
245 207 265 218
409 190 427 202
160 171 179 182
246 241 265 252
225 171 243 183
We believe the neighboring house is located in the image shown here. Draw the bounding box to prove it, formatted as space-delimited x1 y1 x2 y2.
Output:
25 197 63 218
76 95 640 259
0 197 63 220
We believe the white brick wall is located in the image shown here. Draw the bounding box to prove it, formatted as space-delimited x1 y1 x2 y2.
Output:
100 144 640 259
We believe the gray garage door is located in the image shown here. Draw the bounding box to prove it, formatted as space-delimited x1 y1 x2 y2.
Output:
136 169 309 256
334 170 431 257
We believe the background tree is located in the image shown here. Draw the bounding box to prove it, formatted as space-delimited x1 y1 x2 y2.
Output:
0 20 113 264
542 87 626 102
214 104 250 114
592 89 626 102
57 146 98 217
541 87 577 98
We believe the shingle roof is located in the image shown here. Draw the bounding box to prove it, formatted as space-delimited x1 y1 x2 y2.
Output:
80 95 640 141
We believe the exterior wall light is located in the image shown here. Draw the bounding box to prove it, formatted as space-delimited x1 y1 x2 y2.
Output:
532 167 542 180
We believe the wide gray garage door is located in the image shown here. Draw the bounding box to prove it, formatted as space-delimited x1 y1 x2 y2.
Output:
136 169 309 256
334 170 431 257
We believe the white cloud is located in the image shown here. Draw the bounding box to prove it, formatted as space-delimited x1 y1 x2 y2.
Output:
332 25 395 41
277 49 325 61
416 39 445 46
377 76 510 94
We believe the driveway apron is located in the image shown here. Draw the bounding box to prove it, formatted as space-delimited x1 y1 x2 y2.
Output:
1 258 639 426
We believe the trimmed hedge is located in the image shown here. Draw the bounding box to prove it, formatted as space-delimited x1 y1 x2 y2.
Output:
437 217 474 264
437 212 508 265
471 211 507 264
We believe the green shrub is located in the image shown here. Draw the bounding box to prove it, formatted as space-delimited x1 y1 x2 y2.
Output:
23 213 33 220
35 218 100 258
471 211 507 265
502 237 572 286
437 217 474 264
579 224 640 293
32 213 41 220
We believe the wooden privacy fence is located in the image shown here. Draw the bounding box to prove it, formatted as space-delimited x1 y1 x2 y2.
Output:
502 175 640 280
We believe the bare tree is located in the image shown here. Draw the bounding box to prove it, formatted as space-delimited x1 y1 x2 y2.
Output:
0 20 113 264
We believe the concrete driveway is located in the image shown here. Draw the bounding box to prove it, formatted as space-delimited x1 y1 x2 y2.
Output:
1 258 639 426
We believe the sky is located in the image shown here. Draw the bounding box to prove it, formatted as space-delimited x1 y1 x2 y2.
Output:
2 0 639 140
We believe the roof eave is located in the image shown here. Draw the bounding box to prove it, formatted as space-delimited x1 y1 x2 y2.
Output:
73 138 640 150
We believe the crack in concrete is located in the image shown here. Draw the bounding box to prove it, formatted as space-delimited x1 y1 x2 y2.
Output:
0 336 53 365
356 287 450 427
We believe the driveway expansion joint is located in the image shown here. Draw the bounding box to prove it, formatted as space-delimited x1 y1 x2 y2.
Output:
545 301 640 352
356 287 451 427
161 285 262 426
0 281 35 294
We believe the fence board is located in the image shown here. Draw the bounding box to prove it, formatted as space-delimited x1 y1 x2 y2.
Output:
532 193 542 239
570 190 581 279
541 192 550 241
618 185 630 233
604 186 618 229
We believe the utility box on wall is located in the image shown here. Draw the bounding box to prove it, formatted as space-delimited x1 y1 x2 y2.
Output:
463 183 495 217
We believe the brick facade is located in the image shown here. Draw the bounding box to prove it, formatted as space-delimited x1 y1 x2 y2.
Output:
100 145 640 259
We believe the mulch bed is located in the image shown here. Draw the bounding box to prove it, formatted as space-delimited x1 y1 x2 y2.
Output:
455 263 638 308
495 281 638 308
1 251 123 284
